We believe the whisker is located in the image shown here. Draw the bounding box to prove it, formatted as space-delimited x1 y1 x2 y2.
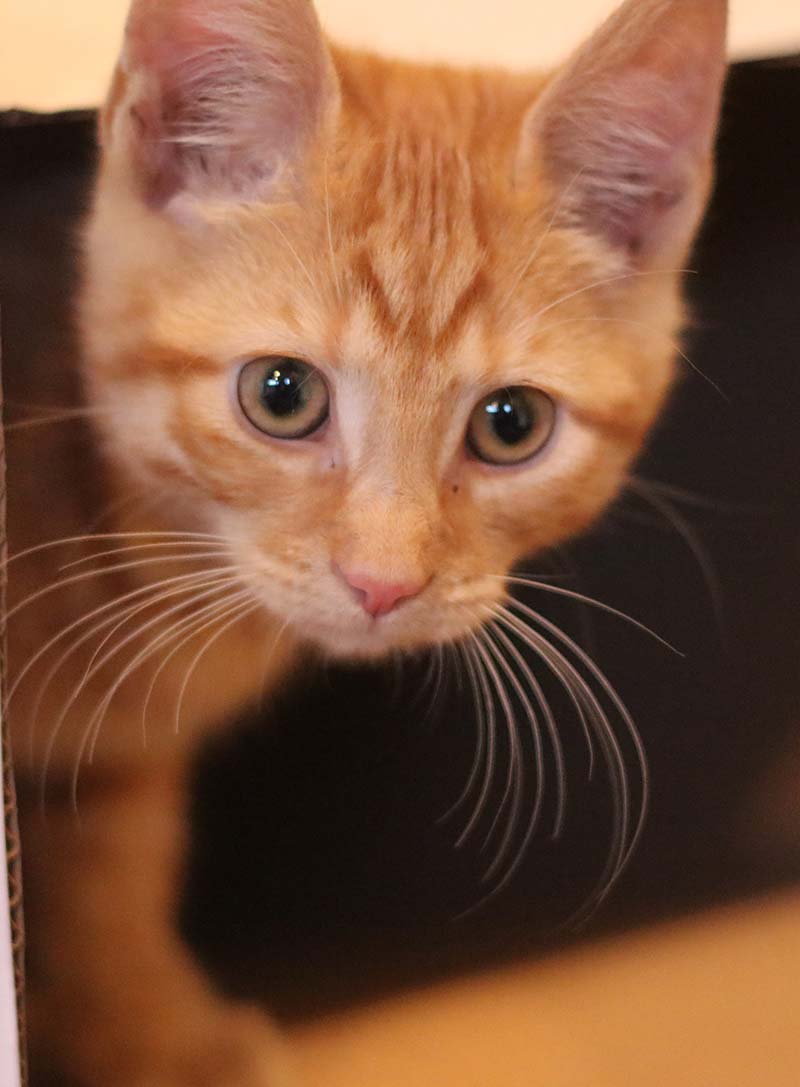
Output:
494 610 595 781
39 575 241 795
6 551 233 622
445 642 461 697
70 589 254 808
626 476 726 643
20 570 238 764
501 167 587 308
486 574 680 654
256 616 293 715
138 586 257 749
388 650 405 705
172 596 260 736
8 567 235 708
4 530 227 569
523 267 697 328
519 313 727 402
454 636 498 849
419 644 447 728
263 213 320 299
497 606 628 917
81 579 243 753
504 599 648 920
130 582 256 752
3 406 115 432
414 647 441 711
479 624 546 886
470 631 524 883
437 641 486 827
628 475 762 515
323 154 342 302
489 618 567 840
37 581 240 804
59 542 231 571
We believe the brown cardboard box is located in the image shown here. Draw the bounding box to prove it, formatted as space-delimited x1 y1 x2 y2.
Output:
1 345 23 1087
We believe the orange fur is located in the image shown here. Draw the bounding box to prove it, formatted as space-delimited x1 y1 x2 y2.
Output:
8 1 728 1083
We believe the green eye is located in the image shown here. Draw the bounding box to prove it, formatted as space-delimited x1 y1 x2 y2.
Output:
237 356 329 440
467 387 556 466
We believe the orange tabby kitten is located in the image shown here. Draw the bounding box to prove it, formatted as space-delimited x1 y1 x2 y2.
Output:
8 0 728 1083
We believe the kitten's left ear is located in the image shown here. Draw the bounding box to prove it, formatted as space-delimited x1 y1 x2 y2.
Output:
102 0 339 212
519 0 728 267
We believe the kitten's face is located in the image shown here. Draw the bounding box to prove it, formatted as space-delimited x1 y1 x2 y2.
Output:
83 0 727 660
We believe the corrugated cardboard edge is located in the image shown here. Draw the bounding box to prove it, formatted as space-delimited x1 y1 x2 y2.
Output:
0 313 25 1084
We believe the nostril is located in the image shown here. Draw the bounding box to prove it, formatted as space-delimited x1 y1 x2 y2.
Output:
335 565 426 618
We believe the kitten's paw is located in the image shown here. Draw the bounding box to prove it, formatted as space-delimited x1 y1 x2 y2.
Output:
129 1006 296 1087
31 997 296 1087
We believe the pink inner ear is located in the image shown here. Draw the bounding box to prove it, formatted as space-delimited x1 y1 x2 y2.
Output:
527 0 727 259
128 1 221 69
543 68 705 254
119 0 334 208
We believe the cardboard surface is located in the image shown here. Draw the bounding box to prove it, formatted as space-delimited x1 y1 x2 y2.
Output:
0 329 22 1087
290 891 800 1086
0 777 22 1087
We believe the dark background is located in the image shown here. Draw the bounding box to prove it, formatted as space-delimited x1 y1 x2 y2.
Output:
2 58 800 1023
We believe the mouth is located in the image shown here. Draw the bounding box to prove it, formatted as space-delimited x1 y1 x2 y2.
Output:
240 554 499 660
284 598 493 662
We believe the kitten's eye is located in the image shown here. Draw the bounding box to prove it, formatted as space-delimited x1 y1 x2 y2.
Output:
237 356 329 440
467 387 555 466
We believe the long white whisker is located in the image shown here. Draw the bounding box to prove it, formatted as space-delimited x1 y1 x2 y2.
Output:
438 641 486 826
524 267 696 328
139 586 256 748
414 648 441 710
494 610 595 780
454 636 498 849
23 571 238 765
3 530 227 569
60 542 231 571
71 589 254 807
40 573 241 791
519 314 727 402
487 574 680 654
419 644 447 728
256 616 292 715
8 566 234 709
172 596 260 736
497 606 628 916
479 624 545 887
489 618 567 839
626 476 726 643
470 632 524 883
6 551 233 622
506 599 648 919
37 579 239 808
629 475 759 515
82 579 242 752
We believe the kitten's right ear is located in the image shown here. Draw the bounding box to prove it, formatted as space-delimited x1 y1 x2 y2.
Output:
102 0 339 212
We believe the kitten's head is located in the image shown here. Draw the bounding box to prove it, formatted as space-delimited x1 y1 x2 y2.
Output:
83 0 727 659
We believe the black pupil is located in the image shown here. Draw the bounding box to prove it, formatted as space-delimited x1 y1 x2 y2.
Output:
485 391 534 446
260 361 308 418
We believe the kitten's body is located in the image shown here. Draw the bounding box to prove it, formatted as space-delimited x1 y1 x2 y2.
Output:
8 1 728 1083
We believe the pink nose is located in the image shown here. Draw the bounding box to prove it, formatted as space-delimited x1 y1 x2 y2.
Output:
337 567 426 618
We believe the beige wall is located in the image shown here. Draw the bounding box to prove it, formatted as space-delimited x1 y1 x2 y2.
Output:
2 0 799 111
